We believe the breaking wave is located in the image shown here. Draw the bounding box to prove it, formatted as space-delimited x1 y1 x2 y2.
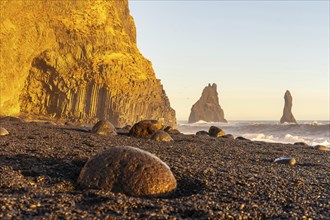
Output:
178 120 330 147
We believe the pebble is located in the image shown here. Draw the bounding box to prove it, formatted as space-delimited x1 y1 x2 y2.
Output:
0 127 9 136
274 157 297 166
314 145 330 151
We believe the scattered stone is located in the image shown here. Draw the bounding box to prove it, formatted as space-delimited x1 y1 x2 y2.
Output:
44 121 57 125
65 121 74 126
209 126 225 137
122 125 132 131
0 116 24 123
129 120 163 138
314 145 330 151
196 130 209 136
236 136 250 141
221 134 235 140
274 157 296 166
280 90 297 124
0 127 9 136
151 130 173 142
91 120 117 135
77 146 177 196
294 142 309 146
164 126 181 135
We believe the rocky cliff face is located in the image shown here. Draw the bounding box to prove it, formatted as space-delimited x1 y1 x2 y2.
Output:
280 90 297 124
0 0 176 127
188 83 227 123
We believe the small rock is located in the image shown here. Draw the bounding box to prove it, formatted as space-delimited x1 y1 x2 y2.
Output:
65 121 74 126
314 145 330 151
164 126 181 135
209 126 225 137
0 128 9 136
294 142 308 146
151 130 173 142
77 146 177 196
221 134 234 140
44 121 57 125
0 116 24 122
236 136 250 141
91 120 117 135
196 130 209 136
129 120 163 138
274 157 296 166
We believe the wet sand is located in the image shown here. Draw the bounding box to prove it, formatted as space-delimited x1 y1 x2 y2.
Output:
0 119 329 219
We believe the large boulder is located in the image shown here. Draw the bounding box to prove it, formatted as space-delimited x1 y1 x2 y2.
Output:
151 130 173 142
188 83 227 123
128 120 163 138
0 0 176 128
91 120 117 135
77 146 177 196
280 90 297 124
209 126 225 137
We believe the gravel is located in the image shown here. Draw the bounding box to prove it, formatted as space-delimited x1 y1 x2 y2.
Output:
0 120 329 219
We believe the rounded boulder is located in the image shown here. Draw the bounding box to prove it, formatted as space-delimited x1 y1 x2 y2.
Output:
77 146 177 196
151 130 173 142
209 126 225 137
129 120 163 138
92 120 117 135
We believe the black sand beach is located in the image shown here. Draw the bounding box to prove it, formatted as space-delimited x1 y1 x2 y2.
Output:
0 119 329 219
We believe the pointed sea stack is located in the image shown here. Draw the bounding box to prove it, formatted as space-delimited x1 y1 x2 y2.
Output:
280 90 297 124
188 83 227 123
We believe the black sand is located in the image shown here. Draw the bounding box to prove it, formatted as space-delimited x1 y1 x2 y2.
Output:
0 120 329 219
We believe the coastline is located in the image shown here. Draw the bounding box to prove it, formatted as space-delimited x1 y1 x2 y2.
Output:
0 119 329 219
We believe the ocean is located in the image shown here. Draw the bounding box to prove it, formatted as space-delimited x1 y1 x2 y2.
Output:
177 120 330 147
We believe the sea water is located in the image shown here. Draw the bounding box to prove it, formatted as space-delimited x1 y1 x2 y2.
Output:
178 120 330 147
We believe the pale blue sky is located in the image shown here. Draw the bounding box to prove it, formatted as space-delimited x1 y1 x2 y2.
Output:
129 0 329 121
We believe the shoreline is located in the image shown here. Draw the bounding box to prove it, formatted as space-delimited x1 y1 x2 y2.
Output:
0 119 329 219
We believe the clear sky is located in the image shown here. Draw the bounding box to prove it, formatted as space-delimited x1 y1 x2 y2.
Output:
129 0 329 121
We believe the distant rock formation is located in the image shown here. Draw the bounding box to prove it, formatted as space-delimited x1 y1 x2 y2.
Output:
0 0 176 127
188 83 227 123
280 90 297 124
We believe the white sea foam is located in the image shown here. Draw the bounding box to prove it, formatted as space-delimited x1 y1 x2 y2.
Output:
177 120 330 147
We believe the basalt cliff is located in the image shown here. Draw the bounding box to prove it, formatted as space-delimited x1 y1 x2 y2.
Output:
0 0 176 127
280 90 297 124
188 83 227 123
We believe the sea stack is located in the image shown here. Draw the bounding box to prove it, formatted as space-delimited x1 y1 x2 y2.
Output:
280 90 297 124
0 0 176 127
188 83 227 123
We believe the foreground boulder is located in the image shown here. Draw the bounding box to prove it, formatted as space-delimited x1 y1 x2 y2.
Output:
188 83 227 123
129 120 163 138
280 90 297 124
92 120 117 135
151 130 173 142
77 146 177 196
209 126 225 137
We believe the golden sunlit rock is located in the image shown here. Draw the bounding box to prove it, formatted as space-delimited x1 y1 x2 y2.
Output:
0 0 176 127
